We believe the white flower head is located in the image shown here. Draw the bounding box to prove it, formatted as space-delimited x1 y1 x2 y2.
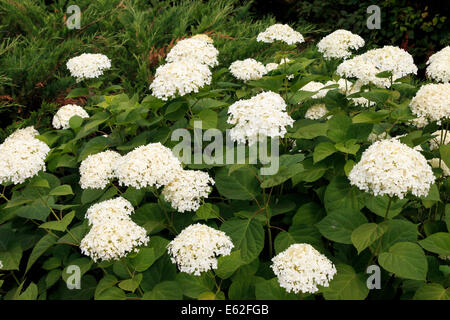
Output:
79 150 121 189
265 63 279 72
317 29 365 60
167 223 234 275
409 83 450 125
84 197 135 225
162 170 214 212
150 60 212 101
301 81 329 99
337 46 417 88
257 24 304 45
348 138 435 199
271 243 337 294
166 38 219 67
114 142 183 189
52 104 89 129
305 104 329 120
66 53 111 82
426 46 450 83
80 219 149 263
0 127 50 185
227 91 294 145
229 58 267 82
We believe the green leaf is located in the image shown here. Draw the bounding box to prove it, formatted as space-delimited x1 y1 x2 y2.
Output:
94 275 119 299
215 167 261 200
375 71 393 78
118 273 143 292
221 218 265 263
351 222 389 254
324 177 366 214
66 88 89 99
358 90 389 104
26 234 58 273
130 248 156 272
380 219 418 252
49 185 73 196
78 136 110 162
132 203 166 234
0 242 22 270
418 232 450 256
194 203 220 221
288 121 328 139
31 178 50 188
39 211 75 231
95 287 127 300
81 188 105 204
292 202 325 226
255 278 298 300
352 110 389 124
322 264 369 300
142 281 182 300
379 242 428 281
189 109 218 129
260 163 304 188
316 209 368 244
313 142 337 163
215 250 245 279
274 225 322 254
413 283 450 300
15 282 38 300
247 75 285 91
69 115 84 130
176 273 215 299
365 196 408 219
14 203 51 222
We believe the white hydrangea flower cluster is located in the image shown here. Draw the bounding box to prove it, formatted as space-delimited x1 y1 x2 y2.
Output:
301 81 330 99
229 58 268 81
52 104 89 129
166 38 219 67
162 170 215 212
265 62 279 72
227 91 294 145
409 83 450 125
149 60 212 101
426 46 450 83
79 150 121 189
337 46 417 88
80 197 149 262
167 223 234 275
257 24 304 45
271 243 337 294
348 138 435 199
66 53 111 82
410 116 430 129
317 29 365 60
150 35 218 101
429 130 450 150
114 142 183 189
428 158 450 176
305 104 329 120
0 127 50 185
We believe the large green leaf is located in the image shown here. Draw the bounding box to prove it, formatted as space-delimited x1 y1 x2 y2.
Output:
379 242 428 281
254 278 298 300
351 222 389 254
215 250 245 279
26 233 58 273
142 281 182 300
220 218 265 263
316 209 368 244
39 211 75 232
176 273 215 299
365 195 408 219
418 232 450 256
322 264 369 300
313 142 336 163
413 283 450 300
324 177 366 213
380 219 418 252
215 167 261 200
